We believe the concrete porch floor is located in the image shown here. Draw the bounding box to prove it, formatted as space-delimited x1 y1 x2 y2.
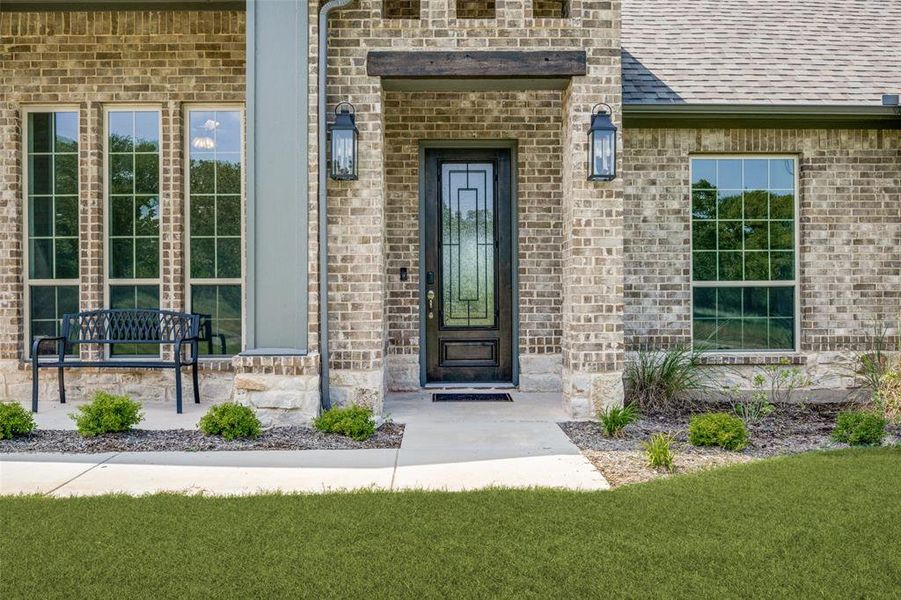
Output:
1 391 608 495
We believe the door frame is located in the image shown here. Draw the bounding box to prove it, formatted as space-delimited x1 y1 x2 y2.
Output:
418 140 519 387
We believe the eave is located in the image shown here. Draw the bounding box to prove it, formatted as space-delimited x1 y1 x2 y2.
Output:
623 103 901 129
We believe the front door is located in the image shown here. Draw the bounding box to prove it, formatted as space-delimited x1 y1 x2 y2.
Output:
424 148 513 384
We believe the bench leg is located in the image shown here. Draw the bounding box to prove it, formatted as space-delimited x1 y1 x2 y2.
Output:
175 366 183 414
58 367 66 404
32 364 39 413
192 361 200 404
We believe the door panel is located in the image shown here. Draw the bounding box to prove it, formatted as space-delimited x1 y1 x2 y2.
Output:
424 148 513 383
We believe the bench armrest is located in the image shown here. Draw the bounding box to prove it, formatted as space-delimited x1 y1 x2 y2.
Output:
31 336 66 362
176 336 201 362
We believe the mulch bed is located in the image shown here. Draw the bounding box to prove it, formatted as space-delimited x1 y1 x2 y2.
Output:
0 423 405 454
561 402 901 487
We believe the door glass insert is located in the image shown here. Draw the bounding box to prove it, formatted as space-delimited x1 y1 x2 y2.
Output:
440 162 495 328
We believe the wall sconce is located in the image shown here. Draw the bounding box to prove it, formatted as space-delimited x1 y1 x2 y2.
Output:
588 102 617 181
329 101 358 180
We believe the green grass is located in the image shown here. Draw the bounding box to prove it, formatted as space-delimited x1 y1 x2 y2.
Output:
2 449 900 599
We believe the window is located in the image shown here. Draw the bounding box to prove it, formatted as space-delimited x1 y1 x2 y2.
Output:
533 0 567 18
105 108 161 356
186 108 244 357
456 0 495 19
24 109 80 357
383 0 420 19
691 156 798 351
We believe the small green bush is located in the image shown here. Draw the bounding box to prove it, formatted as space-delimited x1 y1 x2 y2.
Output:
198 403 262 440
597 403 640 437
313 405 376 441
625 346 707 411
0 402 36 440
831 411 886 446
71 391 143 437
688 412 748 451
643 432 676 472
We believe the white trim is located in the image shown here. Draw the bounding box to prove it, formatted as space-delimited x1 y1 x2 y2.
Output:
183 105 246 358
22 105 81 361
688 154 801 353
102 105 164 359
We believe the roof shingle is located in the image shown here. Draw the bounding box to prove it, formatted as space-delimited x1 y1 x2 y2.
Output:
622 0 901 105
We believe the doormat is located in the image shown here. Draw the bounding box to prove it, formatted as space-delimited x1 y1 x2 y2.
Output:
432 393 513 403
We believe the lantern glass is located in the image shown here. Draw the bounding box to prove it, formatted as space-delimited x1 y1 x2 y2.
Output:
587 106 617 181
329 106 358 180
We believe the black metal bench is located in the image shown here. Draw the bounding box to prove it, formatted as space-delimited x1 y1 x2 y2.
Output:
31 309 202 414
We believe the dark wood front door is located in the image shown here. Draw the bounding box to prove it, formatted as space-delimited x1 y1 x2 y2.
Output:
424 148 513 384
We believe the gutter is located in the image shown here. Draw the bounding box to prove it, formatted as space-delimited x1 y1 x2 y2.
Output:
318 0 354 411
623 103 901 128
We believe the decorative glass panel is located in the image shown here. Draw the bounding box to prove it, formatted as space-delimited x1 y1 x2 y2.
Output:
691 157 797 351
107 111 160 281
109 284 160 356
30 285 78 356
440 162 496 328
191 284 242 356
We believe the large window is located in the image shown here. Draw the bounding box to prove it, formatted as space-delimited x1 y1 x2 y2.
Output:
186 108 243 356
24 109 80 357
691 156 798 351
106 108 161 356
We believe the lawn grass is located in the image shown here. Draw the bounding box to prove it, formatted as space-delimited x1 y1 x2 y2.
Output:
2 448 900 599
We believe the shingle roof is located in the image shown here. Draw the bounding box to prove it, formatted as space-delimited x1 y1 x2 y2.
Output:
622 0 901 105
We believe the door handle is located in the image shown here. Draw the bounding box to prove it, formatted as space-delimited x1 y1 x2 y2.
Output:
427 290 435 319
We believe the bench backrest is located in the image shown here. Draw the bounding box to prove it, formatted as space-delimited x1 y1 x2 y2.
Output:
61 309 200 345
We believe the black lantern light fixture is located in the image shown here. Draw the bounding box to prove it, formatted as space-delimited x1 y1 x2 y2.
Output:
329 101 358 180
587 102 617 181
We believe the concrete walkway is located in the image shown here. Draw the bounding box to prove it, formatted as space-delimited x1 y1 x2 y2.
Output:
1 391 608 496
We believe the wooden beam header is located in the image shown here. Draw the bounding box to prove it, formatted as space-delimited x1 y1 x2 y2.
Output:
367 51 588 79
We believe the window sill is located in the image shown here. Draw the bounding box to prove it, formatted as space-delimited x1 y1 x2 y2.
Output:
697 353 806 366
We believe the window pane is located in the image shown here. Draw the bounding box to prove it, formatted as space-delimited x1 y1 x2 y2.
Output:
109 154 134 194
30 239 53 279
216 238 242 278
110 238 135 278
743 190 768 219
192 284 242 356
29 155 52 195
190 159 216 194
718 251 743 280
717 221 742 250
744 221 768 250
110 196 134 236
30 196 53 237
770 191 794 219
771 252 794 280
717 190 742 220
769 159 794 190
54 112 79 153
216 155 241 194
109 285 160 356
743 159 768 190
55 196 78 237
744 252 769 281
191 196 216 236
134 111 160 152
692 252 716 281
29 113 53 153
217 195 241 236
134 154 159 194
30 285 78 356
191 238 215 279
134 196 160 236
55 238 78 279
54 153 78 194
134 238 160 279
717 159 742 189
692 159 716 188
691 286 795 351
770 221 793 250
108 112 134 152
692 189 716 220
692 221 716 251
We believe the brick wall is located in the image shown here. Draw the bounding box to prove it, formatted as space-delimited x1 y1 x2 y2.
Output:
318 0 623 410
623 127 901 353
0 10 252 402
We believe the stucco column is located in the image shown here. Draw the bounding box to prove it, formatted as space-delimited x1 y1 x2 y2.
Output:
559 3 625 417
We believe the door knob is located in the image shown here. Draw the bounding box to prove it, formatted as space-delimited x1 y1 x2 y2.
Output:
427 290 435 310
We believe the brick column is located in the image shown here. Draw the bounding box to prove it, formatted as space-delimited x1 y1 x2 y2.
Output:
0 100 23 361
559 1 624 417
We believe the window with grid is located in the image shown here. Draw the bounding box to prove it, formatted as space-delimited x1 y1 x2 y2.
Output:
691 157 798 351
106 109 161 356
25 110 80 357
187 108 243 357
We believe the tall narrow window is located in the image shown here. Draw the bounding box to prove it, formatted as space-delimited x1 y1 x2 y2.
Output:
691 156 798 351
106 109 161 356
186 108 243 356
25 109 79 357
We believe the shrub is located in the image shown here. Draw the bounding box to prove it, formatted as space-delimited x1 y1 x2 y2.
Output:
597 403 640 437
642 433 676 472
688 412 748 451
625 346 707 412
831 411 886 446
313 405 376 441
0 402 36 440
71 391 143 437
198 403 262 440
873 366 901 424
